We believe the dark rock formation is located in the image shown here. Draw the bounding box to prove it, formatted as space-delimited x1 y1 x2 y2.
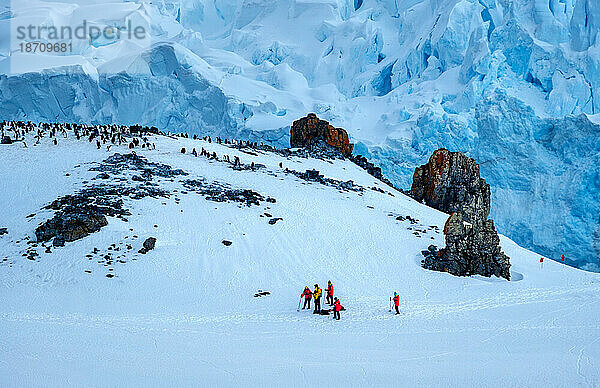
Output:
138 237 157 254
350 155 400 191
268 217 283 225
182 179 274 206
1 136 12 144
421 213 511 280
35 183 169 245
36 213 108 243
411 148 490 224
285 168 363 193
90 153 188 179
143 237 156 250
303 169 322 180
0 227 7 236
414 149 511 280
53 235 65 247
285 117 399 191
222 240 232 246
290 113 354 156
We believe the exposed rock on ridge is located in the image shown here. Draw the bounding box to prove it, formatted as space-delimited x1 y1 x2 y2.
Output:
290 113 354 156
411 148 490 225
415 149 511 280
422 213 511 280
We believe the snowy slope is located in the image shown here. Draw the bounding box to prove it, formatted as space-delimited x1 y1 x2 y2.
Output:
1 133 600 386
0 2 599 270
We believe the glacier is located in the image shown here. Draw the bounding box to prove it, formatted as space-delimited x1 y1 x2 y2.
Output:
0 0 599 270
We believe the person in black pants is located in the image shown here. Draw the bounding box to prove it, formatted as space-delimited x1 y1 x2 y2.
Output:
333 297 341 320
313 284 322 313
326 280 334 305
301 286 312 309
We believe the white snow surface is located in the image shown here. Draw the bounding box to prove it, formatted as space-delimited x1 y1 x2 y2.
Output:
1 134 600 386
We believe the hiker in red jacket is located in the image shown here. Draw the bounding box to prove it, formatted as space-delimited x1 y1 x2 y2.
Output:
393 292 400 315
326 280 334 305
301 286 313 310
333 297 341 320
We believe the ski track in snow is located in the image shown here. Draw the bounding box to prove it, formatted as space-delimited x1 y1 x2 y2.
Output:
2 283 599 334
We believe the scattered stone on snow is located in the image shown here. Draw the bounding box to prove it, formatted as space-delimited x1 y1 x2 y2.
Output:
138 237 157 254
182 179 275 207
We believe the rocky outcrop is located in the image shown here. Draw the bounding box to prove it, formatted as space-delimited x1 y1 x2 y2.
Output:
53 235 66 247
414 149 511 280
139 237 157 254
411 148 490 225
36 213 108 244
288 115 400 191
422 213 511 280
1 136 12 144
284 168 363 192
290 113 354 156
182 179 276 206
91 153 188 179
350 155 400 190
34 154 175 246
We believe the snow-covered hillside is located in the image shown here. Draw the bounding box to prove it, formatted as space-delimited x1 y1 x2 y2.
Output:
0 1 599 270
1 131 600 386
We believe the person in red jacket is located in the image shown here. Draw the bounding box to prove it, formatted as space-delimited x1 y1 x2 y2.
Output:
393 292 400 315
333 297 341 320
301 286 313 310
326 280 334 305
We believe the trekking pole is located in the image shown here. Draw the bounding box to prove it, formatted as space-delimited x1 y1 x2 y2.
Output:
389 297 392 312
297 298 302 312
